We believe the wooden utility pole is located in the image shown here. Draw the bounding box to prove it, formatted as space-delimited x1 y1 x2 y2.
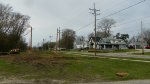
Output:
134 36 137 49
141 21 144 54
49 36 52 51
89 3 100 56
56 28 58 52
29 27 32 51
59 27 61 51
43 38 45 51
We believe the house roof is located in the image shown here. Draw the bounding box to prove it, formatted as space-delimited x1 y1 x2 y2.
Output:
100 38 126 45
102 38 123 42
89 37 127 45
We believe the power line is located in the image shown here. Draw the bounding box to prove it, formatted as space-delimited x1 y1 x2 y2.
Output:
101 0 146 19
48 0 147 41
115 21 150 32
75 0 146 32
66 0 127 32
101 0 127 15
113 15 150 28
75 22 94 31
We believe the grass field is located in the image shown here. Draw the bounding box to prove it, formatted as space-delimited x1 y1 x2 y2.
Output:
0 51 150 83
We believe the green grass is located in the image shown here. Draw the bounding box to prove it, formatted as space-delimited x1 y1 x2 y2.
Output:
88 49 137 53
0 59 36 77
0 51 150 82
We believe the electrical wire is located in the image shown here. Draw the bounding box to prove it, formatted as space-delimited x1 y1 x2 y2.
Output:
75 0 146 33
100 0 146 19
75 21 93 31
113 15 150 28
101 0 128 15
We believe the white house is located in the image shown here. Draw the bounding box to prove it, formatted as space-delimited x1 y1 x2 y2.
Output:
89 37 101 49
74 37 89 49
128 36 147 49
89 37 127 50
99 38 127 50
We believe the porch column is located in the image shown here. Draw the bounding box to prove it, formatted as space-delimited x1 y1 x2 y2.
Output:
104 45 106 49
112 45 114 49
119 45 121 49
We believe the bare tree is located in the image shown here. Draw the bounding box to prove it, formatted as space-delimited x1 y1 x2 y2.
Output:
0 3 30 52
61 29 76 49
88 31 106 39
8 12 30 49
88 32 94 40
97 18 116 38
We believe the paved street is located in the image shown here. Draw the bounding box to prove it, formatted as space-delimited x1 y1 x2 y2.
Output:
75 80 150 84
66 49 150 59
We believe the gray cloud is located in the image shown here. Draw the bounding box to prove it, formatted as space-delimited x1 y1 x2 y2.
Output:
24 0 35 8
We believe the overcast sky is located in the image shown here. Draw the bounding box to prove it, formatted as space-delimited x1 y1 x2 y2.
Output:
0 0 150 46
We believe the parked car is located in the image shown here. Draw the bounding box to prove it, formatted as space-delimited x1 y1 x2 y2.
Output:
9 49 20 54
145 46 150 49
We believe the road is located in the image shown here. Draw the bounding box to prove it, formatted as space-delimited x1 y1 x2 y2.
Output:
75 80 150 84
66 49 150 59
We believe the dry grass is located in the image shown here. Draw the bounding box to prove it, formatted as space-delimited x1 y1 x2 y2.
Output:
0 51 150 82
0 51 72 69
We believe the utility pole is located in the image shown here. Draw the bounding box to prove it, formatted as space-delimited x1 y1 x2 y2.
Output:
43 38 45 51
56 28 58 52
29 27 32 52
141 21 144 54
89 3 100 56
49 36 52 51
81 36 85 50
59 27 61 51
134 36 137 49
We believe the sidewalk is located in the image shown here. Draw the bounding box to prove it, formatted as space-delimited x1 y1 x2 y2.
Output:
75 80 150 84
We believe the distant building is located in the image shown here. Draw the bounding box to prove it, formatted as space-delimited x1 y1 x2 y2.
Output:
128 36 147 49
89 37 127 50
74 37 89 49
89 37 101 49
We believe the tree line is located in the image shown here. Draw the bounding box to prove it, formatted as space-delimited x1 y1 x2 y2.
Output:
0 3 30 52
